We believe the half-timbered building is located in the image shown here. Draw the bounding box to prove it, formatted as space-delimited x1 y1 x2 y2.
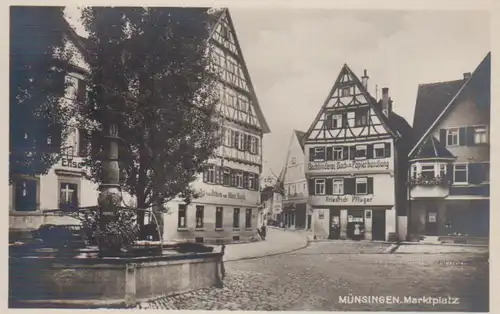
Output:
408 52 490 244
304 65 413 241
281 130 312 230
162 8 270 244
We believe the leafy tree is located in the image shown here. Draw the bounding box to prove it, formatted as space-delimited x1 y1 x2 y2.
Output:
9 6 75 183
79 7 221 228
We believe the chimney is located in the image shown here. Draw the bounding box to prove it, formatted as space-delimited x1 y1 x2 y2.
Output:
463 72 471 80
361 69 369 90
381 87 390 117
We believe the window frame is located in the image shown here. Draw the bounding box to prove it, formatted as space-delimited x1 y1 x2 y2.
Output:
315 179 326 195
57 176 81 210
215 207 223 229
332 178 344 195
233 208 240 229
245 208 252 229
332 114 342 129
236 171 244 188
355 145 367 160
195 205 204 229
474 127 488 144
355 177 368 195
373 143 385 159
446 128 459 146
314 147 326 161
420 165 436 180
453 164 468 185
178 204 187 229
333 146 343 160
341 87 351 97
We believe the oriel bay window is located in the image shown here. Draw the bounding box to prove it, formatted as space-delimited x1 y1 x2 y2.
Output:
420 165 436 180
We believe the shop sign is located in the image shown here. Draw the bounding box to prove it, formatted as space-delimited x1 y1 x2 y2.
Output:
325 195 373 204
348 215 364 223
61 158 84 169
308 159 390 172
199 188 246 201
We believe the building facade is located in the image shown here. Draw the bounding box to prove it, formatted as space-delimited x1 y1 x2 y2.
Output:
303 65 412 241
162 9 270 244
281 130 312 230
408 53 490 243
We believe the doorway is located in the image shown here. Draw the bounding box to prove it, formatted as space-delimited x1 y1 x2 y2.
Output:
426 209 438 236
347 209 364 240
329 208 341 239
372 210 386 241
307 214 312 230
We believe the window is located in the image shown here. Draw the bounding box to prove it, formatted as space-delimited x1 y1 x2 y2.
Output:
291 184 296 195
204 165 216 183
355 178 368 194
439 164 446 177
314 147 325 161
14 179 38 212
215 207 223 229
245 209 252 229
225 128 232 147
355 145 367 159
59 182 78 210
248 173 255 190
234 131 240 148
453 164 468 184
250 137 257 154
421 165 435 180
315 179 326 195
373 143 385 158
233 208 240 228
411 165 417 179
333 147 343 160
332 115 342 128
355 109 369 126
446 128 459 146
236 171 243 188
333 179 344 195
223 168 231 186
178 204 187 228
474 127 488 144
341 87 351 97
196 206 204 228
77 78 87 102
238 132 245 150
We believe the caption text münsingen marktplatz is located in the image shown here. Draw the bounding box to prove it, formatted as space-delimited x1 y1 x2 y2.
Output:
339 295 460 306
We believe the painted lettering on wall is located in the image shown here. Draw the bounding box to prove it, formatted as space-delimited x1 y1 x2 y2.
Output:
199 189 246 201
308 159 390 171
61 158 84 169
325 195 373 204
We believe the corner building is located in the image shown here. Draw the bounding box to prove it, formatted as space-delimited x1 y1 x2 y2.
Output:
162 9 270 244
304 65 412 241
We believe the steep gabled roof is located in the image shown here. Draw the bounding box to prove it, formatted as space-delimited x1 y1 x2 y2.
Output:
305 63 400 142
411 80 465 142
294 130 306 152
411 136 455 160
409 52 491 157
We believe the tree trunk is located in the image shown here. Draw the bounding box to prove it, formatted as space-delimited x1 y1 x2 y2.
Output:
152 192 164 241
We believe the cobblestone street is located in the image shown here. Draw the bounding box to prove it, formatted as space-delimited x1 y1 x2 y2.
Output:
138 241 489 311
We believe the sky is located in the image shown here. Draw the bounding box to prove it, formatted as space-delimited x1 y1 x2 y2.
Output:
64 7 490 184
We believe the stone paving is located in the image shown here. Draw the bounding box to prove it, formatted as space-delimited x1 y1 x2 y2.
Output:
137 240 489 311
394 244 489 254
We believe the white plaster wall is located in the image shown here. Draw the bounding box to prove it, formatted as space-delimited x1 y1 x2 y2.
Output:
385 206 396 240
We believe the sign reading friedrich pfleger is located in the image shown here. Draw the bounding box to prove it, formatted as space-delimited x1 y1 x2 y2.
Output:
308 159 391 171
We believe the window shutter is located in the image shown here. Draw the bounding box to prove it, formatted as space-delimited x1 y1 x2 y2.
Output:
367 177 374 194
366 144 373 159
308 179 315 195
342 146 349 160
325 114 332 129
309 148 315 162
459 127 466 146
349 146 356 160
344 178 355 195
215 166 222 184
255 174 260 190
342 112 347 127
255 137 260 155
71 184 78 207
326 147 333 161
384 142 391 157
233 131 238 148
325 178 333 195
446 163 453 181
439 129 446 145
466 126 475 146
468 163 481 184
243 172 249 189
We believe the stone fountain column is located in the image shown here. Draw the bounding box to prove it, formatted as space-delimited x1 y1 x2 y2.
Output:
97 117 123 255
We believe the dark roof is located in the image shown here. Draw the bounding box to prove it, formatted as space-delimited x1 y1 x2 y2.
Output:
412 80 465 141
410 52 491 157
260 186 274 202
387 111 414 150
294 130 306 152
412 136 454 160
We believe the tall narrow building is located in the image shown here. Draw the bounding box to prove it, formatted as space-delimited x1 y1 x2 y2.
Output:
408 53 490 244
162 8 270 244
303 65 412 241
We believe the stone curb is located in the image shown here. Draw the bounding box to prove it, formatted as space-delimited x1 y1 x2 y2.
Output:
399 241 488 248
224 237 310 263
